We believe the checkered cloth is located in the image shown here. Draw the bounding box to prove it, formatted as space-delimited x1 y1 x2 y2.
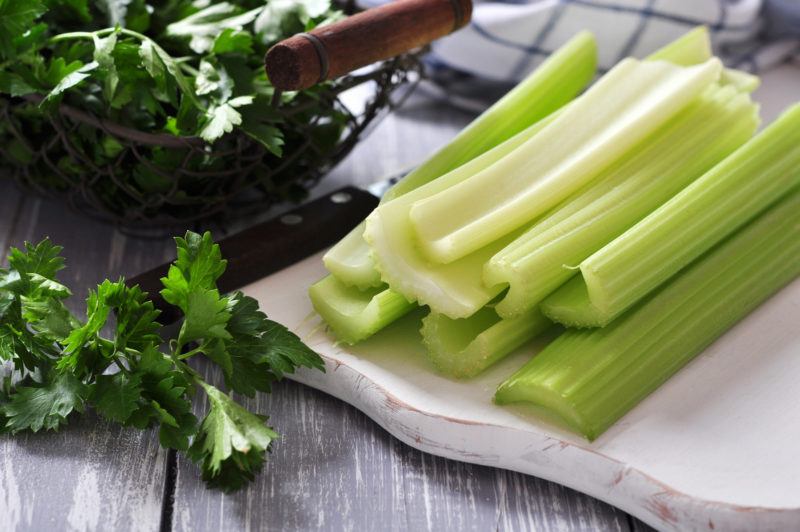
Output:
360 0 799 107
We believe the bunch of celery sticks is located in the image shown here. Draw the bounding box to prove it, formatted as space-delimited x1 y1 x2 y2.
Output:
309 27 800 440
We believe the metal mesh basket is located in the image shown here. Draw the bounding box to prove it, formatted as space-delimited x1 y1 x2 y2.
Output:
0 53 422 234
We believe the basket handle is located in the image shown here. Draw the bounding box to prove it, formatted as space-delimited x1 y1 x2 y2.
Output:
265 0 472 91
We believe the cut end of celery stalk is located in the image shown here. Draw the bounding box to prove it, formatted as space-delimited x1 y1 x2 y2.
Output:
721 68 761 93
422 306 551 379
322 222 383 290
646 26 711 66
308 275 414 345
497 185 800 441
540 275 611 328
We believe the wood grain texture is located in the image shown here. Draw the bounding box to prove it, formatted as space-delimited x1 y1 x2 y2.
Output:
0 184 174 532
266 0 472 90
172 362 631 532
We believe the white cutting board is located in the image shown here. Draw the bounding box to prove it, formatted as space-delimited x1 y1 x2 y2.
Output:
242 251 800 532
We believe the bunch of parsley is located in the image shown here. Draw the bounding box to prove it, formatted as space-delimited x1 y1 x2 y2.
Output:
0 231 324 491
0 0 348 222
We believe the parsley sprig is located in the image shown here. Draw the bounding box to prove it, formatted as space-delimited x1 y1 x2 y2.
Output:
0 231 324 492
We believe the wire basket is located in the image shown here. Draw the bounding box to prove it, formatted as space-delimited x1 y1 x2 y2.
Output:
0 54 422 234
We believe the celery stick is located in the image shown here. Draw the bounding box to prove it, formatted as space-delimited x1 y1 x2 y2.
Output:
485 84 759 318
383 31 597 201
321 32 598 289
409 58 723 264
496 187 800 440
721 68 760 93
646 26 711 65
323 226 381 290
364 114 559 319
542 104 800 328
422 307 551 379
308 276 413 345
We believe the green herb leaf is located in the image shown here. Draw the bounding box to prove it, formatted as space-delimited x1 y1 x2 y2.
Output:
188 383 278 493
0 71 36 96
199 95 253 143
2 372 88 433
92 371 142 423
0 0 46 58
212 28 253 55
93 29 119 101
42 60 99 104
167 3 261 54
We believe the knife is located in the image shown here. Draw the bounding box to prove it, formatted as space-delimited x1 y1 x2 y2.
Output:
125 179 400 325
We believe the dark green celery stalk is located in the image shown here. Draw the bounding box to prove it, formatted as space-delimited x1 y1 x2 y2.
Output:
496 187 800 440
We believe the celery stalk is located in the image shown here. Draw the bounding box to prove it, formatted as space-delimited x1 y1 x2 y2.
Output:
646 26 711 65
308 276 413 345
322 226 381 290
542 104 800 328
408 59 723 264
485 83 759 318
496 187 800 440
382 31 597 202
321 32 598 289
364 114 558 319
422 307 551 379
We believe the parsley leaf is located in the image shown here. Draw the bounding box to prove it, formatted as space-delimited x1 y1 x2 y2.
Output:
2 372 88 433
93 371 142 423
188 383 278 492
0 0 47 58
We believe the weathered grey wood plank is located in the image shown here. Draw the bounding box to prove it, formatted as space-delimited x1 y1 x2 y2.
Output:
172 363 631 532
0 182 173 532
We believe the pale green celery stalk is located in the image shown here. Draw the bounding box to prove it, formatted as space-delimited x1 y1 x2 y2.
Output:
322 32 598 289
721 68 760 93
308 276 413 345
542 104 800 328
646 26 711 65
496 187 800 440
385 32 597 200
422 306 551 379
364 114 559 319
485 84 759 318
408 58 723 264
322 227 380 290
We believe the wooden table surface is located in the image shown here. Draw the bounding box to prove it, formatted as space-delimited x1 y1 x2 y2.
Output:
2 65 798 531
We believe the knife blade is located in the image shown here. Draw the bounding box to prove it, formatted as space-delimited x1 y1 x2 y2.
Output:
125 184 382 325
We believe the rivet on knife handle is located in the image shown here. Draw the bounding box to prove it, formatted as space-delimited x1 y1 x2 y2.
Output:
265 0 473 91
125 186 379 325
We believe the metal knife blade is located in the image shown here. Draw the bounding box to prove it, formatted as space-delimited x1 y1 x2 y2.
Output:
125 185 381 325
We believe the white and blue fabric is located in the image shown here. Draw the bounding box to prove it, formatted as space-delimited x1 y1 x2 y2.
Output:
360 0 799 106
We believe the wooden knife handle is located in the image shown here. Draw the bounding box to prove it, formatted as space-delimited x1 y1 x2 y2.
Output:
265 0 472 91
